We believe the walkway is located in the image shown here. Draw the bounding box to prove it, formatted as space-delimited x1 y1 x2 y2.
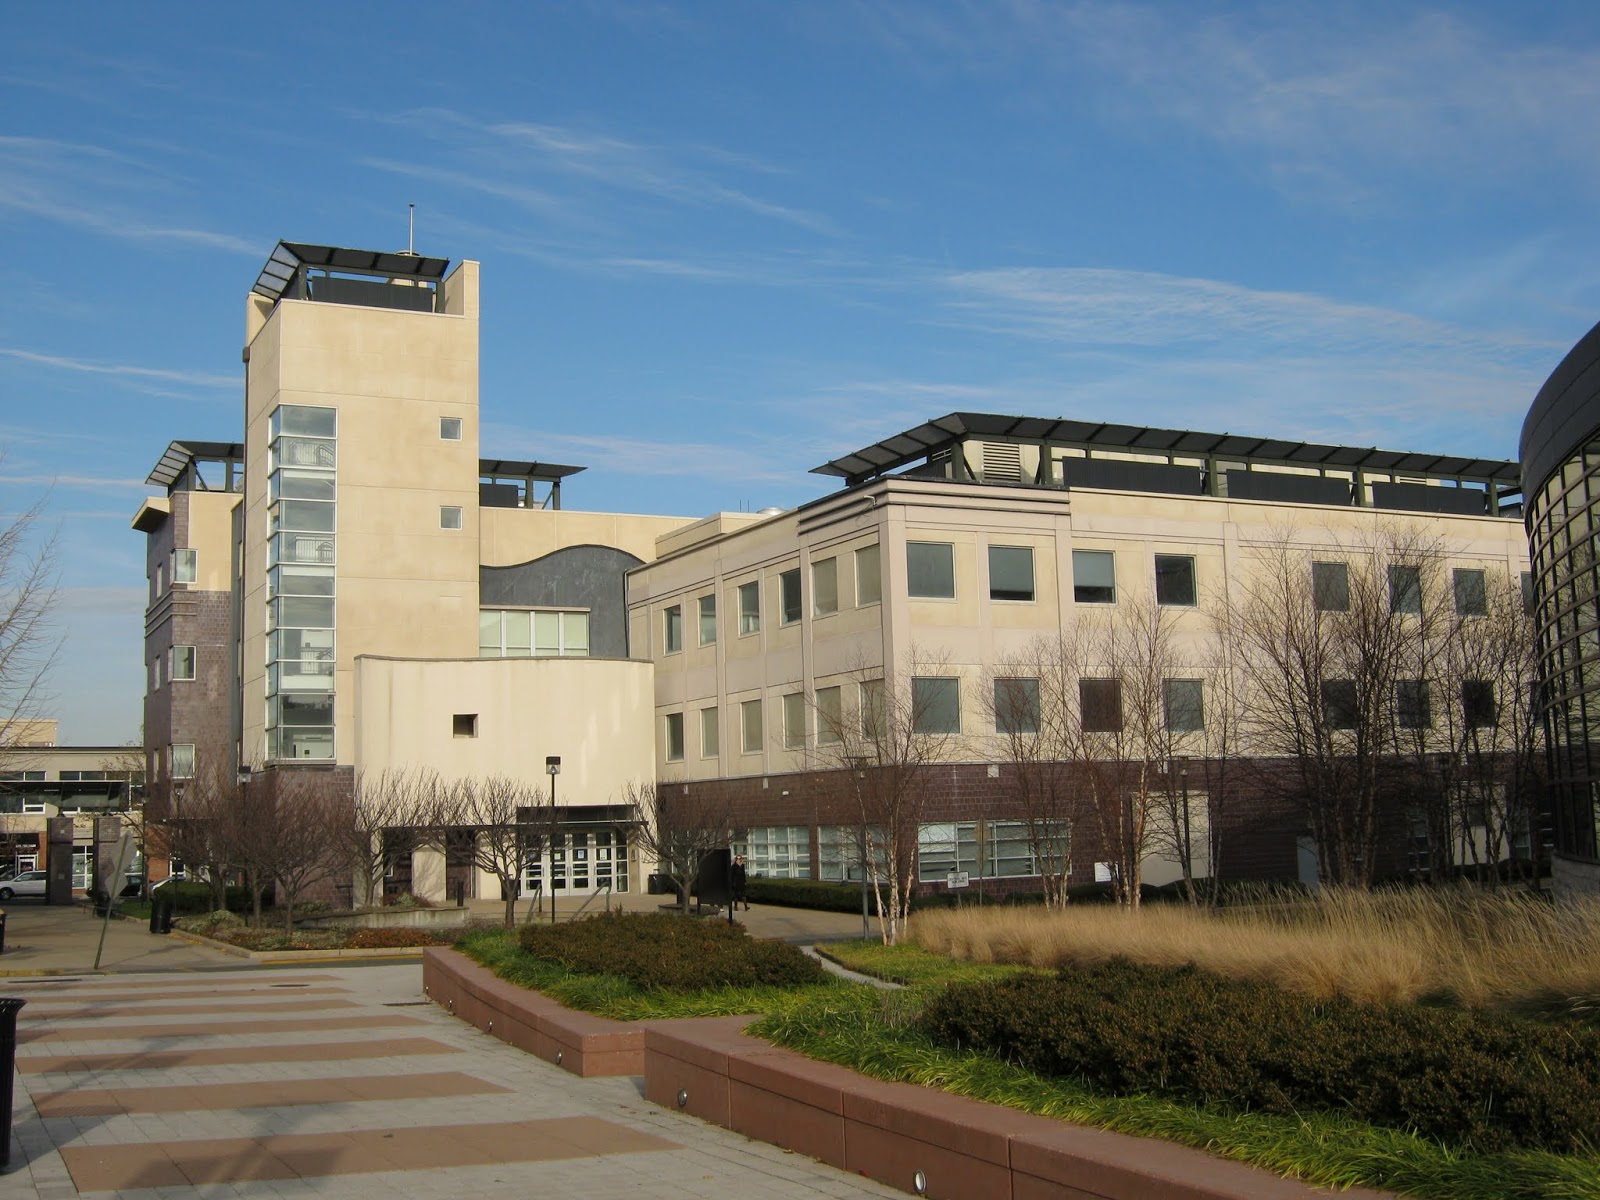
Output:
2 960 903 1198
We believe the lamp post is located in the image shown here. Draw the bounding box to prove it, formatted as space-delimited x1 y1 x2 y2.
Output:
545 756 561 926
847 756 869 940
1170 756 1191 895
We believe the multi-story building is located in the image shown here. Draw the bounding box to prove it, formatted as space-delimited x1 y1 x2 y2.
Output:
629 414 1534 891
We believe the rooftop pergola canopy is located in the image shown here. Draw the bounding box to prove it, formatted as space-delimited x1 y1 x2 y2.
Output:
252 242 451 313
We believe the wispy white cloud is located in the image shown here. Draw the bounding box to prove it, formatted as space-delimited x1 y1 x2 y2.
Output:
0 347 235 389
484 424 804 487
0 474 145 491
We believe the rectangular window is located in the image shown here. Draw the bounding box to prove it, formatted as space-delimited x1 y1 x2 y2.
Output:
1322 679 1358 729
812 557 838 616
1521 571 1536 616
170 744 196 780
664 605 683 653
440 417 462 440
855 544 882 606
700 707 719 757
994 677 1041 735
1389 564 1422 614
783 692 806 749
738 581 761 635
735 826 813 880
816 686 843 744
1072 550 1116 604
741 699 764 754
1453 568 1488 617
988 545 1035 602
1462 680 1497 728
172 548 197 584
664 712 685 761
440 506 463 530
780 569 802 624
907 541 956 599
1079 679 1123 732
698 594 717 645
479 609 588 657
271 404 337 439
1164 679 1204 732
1397 679 1431 729
170 646 196 682
1155 555 1197 607
453 713 478 738
860 679 886 740
1313 561 1349 612
912 677 961 735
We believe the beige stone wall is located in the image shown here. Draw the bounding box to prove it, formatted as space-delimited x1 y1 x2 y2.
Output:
350 654 655 805
185 490 241 592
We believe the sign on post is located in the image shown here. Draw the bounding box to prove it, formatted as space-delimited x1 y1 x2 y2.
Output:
945 871 970 889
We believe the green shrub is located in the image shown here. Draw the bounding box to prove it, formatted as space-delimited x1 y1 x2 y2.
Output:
519 911 826 992
158 881 273 915
919 959 1600 1155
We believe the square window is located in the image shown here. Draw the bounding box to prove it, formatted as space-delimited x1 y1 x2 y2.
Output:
1462 679 1497 728
453 713 478 738
907 541 956 598
856 544 882 606
912 677 961 734
783 692 806 749
1163 679 1204 732
172 548 197 584
1313 561 1349 612
994 677 1040 734
664 712 685 761
989 545 1035 602
1322 679 1358 729
1155 555 1196 607
812 557 838 616
698 594 717 645
440 417 462 440
1397 679 1431 729
816 686 843 744
664 605 683 653
1079 679 1123 732
741 699 764 754
170 646 196 681
780 569 802 624
1453 568 1487 617
1389 565 1422 614
700 707 719 757
738 581 761 635
1072 550 1116 604
440 506 463 530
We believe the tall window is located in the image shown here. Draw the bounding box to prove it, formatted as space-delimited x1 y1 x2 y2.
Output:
907 541 955 598
738 580 760 635
1312 561 1349 612
478 610 589 657
170 646 196 682
1389 565 1422 614
779 569 802 625
700 707 719 757
783 692 806 749
663 713 685 762
664 604 683 653
740 699 764 753
170 744 196 780
988 545 1035 602
172 548 197 584
1397 679 1431 729
1453 568 1488 617
855 544 882 606
994 677 1040 735
1072 550 1116 604
812 557 838 616
1079 679 1123 732
1163 679 1204 732
1322 679 1358 729
1155 555 1197 607
912 677 961 734
1462 680 1497 728
816 686 843 744
698 594 717 645
860 679 886 740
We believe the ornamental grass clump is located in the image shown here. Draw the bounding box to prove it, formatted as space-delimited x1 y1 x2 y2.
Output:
919 959 1600 1155
519 911 826 993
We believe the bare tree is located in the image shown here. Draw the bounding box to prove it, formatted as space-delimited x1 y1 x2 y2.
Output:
260 773 348 932
625 780 742 917
0 474 59 767
422 772 547 928
344 769 421 908
157 762 238 912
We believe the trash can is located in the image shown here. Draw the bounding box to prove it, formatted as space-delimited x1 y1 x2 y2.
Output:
92 889 111 917
0 997 24 1170
159 893 175 935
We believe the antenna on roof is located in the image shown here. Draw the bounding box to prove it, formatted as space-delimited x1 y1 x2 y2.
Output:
406 203 416 256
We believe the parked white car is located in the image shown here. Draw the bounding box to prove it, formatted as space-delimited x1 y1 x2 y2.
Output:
0 870 48 900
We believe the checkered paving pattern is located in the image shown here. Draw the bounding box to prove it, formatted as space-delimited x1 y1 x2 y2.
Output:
3 962 903 1199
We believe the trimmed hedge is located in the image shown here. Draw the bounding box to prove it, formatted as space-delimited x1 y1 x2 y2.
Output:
159 880 273 915
519 911 826 992
919 960 1600 1155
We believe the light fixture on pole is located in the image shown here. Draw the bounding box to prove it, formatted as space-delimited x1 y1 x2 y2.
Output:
847 756 870 940
546 756 561 926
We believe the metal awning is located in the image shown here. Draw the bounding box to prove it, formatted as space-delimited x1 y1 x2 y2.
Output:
146 440 245 488
479 459 587 481
252 241 451 303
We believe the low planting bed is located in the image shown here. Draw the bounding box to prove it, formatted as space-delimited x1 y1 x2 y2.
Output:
176 911 458 952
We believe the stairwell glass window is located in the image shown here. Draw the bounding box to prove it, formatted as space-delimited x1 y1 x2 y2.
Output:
664 605 683 653
908 542 955 599
698 594 717 645
989 546 1035 602
1155 555 1197 607
1072 550 1116 604
1453 568 1488 617
738 581 761 636
812 557 838 617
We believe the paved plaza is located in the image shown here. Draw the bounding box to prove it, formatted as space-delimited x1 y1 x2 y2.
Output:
0 903 902 1198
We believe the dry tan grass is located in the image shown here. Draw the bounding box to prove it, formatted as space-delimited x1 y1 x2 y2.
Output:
910 887 1600 1014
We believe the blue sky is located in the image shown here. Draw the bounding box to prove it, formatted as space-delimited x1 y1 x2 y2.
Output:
4 1 1599 744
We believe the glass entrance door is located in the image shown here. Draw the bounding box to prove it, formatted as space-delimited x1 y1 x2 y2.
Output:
522 829 629 897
